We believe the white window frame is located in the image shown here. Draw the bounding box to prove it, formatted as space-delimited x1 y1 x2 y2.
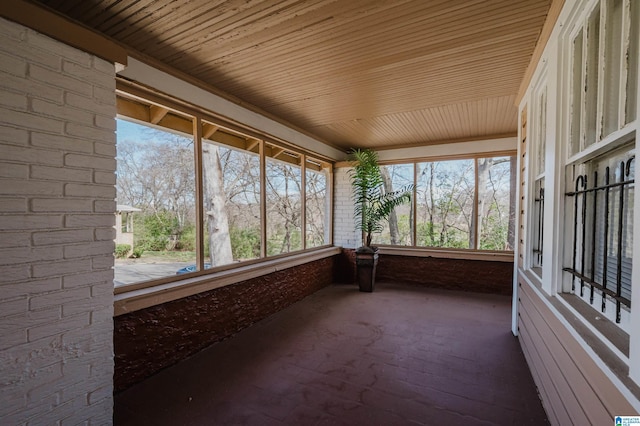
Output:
114 82 335 293
528 68 549 279
551 0 639 374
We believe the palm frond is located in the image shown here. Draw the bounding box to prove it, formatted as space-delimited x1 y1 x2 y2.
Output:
348 148 413 247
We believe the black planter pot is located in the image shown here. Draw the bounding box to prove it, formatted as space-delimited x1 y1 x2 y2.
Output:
355 248 379 292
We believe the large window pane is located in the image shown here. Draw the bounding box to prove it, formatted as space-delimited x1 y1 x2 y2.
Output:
570 29 584 155
202 134 261 268
266 154 302 255
477 156 516 250
602 0 623 138
378 164 414 245
416 159 475 248
585 6 601 146
114 118 196 286
305 159 329 248
625 0 639 123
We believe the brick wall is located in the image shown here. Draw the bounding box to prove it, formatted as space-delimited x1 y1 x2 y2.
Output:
114 256 335 391
333 167 359 249
376 254 514 295
0 18 116 424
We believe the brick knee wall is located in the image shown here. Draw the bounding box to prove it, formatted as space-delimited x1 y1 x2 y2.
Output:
114 256 335 391
377 254 513 295
337 249 513 295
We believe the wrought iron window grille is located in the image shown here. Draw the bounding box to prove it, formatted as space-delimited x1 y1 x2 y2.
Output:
532 185 545 267
563 156 634 323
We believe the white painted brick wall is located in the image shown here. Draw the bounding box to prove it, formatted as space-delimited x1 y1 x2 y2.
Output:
333 167 360 248
0 18 116 425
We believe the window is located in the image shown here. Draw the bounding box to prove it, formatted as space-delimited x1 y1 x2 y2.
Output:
114 117 197 286
114 91 332 288
531 84 547 273
202 124 261 267
305 159 330 248
563 0 637 327
477 156 516 250
266 150 303 255
372 155 516 251
379 164 414 246
416 159 475 248
564 148 634 324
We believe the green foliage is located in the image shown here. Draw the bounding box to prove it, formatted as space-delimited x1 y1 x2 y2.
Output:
134 211 180 251
266 229 302 256
349 149 412 247
479 204 509 250
176 224 196 251
131 247 144 258
417 222 469 249
230 226 261 260
114 244 131 259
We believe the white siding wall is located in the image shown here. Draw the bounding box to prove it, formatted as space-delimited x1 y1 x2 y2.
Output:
0 18 116 424
515 0 640 421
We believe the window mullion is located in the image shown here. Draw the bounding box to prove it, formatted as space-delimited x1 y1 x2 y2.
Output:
194 116 205 272
301 154 307 250
412 162 417 247
328 163 334 246
473 157 479 250
259 140 267 258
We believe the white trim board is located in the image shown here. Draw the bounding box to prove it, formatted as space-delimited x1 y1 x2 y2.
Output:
118 57 345 161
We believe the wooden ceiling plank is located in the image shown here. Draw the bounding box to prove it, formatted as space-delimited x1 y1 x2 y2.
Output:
105 0 181 38
180 0 425 64
95 0 162 33
210 35 541 106
191 1 547 80
127 0 313 53
165 0 331 54
183 0 475 74
220 32 541 102
35 0 551 149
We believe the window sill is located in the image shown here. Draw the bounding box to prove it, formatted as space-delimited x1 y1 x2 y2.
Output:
114 246 341 316
377 246 514 262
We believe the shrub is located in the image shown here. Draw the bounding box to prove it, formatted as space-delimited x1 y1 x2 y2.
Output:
134 211 179 251
130 247 144 258
115 244 131 259
176 224 196 251
230 226 261 260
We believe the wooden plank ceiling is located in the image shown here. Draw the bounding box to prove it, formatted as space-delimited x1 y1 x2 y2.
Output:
35 0 551 151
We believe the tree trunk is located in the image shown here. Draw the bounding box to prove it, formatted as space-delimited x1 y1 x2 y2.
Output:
202 143 233 266
475 158 493 248
428 164 436 246
380 166 400 244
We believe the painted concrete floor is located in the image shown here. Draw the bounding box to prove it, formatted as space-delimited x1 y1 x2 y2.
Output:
114 283 548 425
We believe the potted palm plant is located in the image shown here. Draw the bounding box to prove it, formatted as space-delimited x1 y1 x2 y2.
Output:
349 149 412 292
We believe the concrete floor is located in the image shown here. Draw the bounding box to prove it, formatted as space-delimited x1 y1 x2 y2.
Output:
114 262 189 286
114 283 548 425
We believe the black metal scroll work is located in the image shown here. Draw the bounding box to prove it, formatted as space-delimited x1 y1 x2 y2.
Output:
563 156 635 323
532 186 544 267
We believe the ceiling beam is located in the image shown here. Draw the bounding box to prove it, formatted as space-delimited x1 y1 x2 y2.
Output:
246 138 260 151
149 105 169 124
203 123 219 139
